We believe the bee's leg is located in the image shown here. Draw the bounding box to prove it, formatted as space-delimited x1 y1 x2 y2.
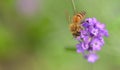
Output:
80 25 85 30
68 16 71 24
76 25 81 32
72 32 76 38
76 32 80 36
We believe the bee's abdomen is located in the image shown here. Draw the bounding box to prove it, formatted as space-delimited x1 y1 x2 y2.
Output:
77 11 86 19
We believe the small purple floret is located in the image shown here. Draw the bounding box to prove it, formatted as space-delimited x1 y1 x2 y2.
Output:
90 38 102 51
76 43 84 53
87 53 99 63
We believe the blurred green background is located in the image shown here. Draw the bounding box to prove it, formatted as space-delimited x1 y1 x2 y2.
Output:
0 0 120 70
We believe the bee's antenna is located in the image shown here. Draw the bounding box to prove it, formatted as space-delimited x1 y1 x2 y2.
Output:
71 0 76 14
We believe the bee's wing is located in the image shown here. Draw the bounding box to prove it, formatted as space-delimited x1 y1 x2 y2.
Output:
65 11 71 24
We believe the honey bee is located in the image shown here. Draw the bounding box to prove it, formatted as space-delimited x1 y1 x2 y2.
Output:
69 0 86 38
70 12 86 38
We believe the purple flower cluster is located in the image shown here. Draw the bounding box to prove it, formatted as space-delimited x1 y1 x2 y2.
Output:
76 18 109 63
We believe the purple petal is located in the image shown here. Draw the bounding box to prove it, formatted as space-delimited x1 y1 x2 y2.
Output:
82 36 91 43
98 29 109 37
92 18 97 24
87 53 99 63
103 29 109 37
95 23 105 30
80 30 88 38
82 22 89 28
98 37 104 46
90 38 102 51
85 18 94 25
90 28 99 36
76 43 84 53
82 42 89 50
